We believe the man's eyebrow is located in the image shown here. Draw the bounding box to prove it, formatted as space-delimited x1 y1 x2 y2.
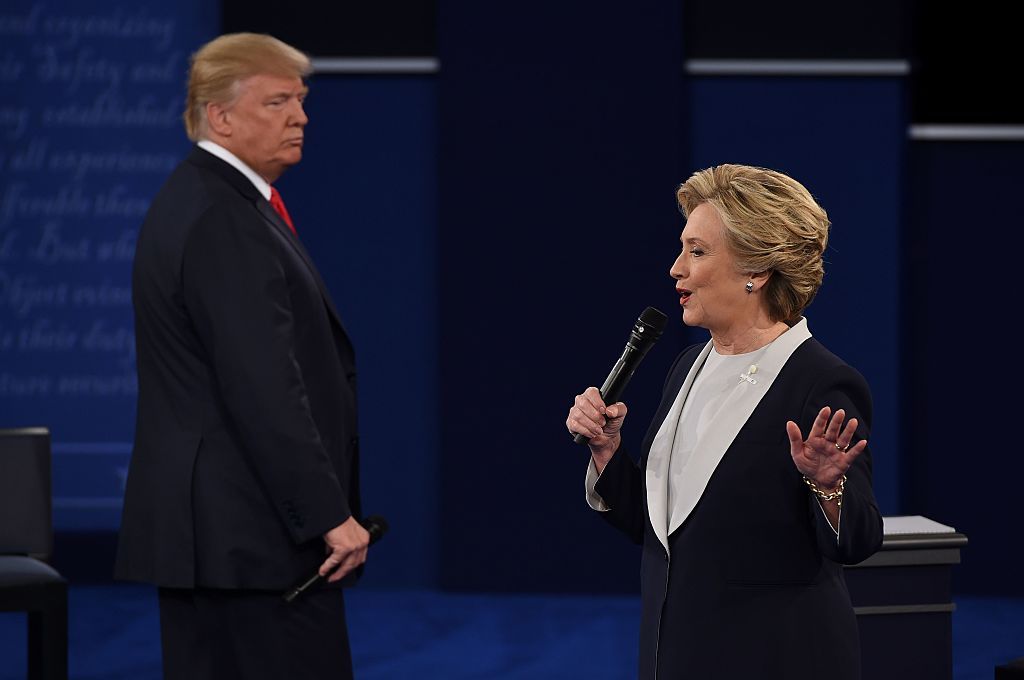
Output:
266 88 308 99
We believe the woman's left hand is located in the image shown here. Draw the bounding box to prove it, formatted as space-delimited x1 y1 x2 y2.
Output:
786 406 867 490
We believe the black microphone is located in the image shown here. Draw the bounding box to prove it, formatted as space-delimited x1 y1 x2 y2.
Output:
572 306 667 445
282 515 388 603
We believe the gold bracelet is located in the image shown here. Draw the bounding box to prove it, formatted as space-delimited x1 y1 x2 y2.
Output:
802 474 846 507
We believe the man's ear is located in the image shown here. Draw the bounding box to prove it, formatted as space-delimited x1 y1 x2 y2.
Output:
206 101 231 137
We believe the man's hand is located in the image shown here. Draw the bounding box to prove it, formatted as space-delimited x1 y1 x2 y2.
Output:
319 516 370 583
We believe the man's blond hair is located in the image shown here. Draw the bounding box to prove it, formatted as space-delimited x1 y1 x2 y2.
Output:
183 33 312 142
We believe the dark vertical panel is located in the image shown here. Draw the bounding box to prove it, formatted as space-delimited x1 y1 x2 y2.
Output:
280 76 439 587
438 2 684 592
685 0 908 59
910 1 1023 123
906 142 1024 595
221 0 437 57
686 77 908 515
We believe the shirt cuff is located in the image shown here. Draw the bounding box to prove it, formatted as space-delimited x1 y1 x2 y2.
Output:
585 458 610 512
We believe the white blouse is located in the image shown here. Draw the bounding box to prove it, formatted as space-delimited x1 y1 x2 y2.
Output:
664 345 771 529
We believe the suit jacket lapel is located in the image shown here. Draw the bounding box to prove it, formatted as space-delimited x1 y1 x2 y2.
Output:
646 342 713 552
187 147 354 350
254 199 354 347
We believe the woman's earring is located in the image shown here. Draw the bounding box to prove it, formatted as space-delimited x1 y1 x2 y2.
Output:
745 281 754 293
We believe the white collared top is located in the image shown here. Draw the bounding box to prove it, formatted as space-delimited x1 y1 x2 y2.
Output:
664 344 772 530
197 139 272 201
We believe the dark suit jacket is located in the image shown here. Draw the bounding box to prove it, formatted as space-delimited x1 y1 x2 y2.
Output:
595 336 883 680
116 146 360 590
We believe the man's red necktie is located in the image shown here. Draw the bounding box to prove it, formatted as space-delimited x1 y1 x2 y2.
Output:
269 186 297 236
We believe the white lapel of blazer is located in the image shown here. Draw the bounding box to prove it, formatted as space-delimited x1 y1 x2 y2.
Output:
646 340 714 553
647 319 813 552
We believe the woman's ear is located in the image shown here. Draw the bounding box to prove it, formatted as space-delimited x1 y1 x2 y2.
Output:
747 269 773 292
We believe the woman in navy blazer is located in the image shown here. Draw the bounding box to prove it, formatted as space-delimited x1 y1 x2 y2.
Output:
567 164 883 679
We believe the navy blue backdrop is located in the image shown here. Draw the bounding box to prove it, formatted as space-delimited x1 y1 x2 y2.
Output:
2 0 1022 597
1 0 218 530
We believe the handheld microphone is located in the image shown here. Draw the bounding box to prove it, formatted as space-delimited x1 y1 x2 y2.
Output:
572 306 667 445
282 515 388 603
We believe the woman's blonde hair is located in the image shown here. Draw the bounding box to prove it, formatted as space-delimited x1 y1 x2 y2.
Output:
183 33 312 142
676 164 831 323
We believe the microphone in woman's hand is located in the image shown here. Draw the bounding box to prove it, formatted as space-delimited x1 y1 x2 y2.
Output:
573 307 667 445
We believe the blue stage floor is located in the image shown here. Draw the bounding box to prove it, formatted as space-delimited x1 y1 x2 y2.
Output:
1 586 1022 679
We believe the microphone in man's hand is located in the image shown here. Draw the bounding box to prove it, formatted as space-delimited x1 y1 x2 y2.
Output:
282 515 388 603
572 307 667 445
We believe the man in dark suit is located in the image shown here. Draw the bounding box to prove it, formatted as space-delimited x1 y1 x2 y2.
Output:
116 33 367 680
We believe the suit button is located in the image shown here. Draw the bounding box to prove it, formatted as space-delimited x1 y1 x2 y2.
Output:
350 436 359 446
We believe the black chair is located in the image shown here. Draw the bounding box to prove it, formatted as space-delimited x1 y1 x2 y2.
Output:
0 427 68 680
997 657 1024 679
